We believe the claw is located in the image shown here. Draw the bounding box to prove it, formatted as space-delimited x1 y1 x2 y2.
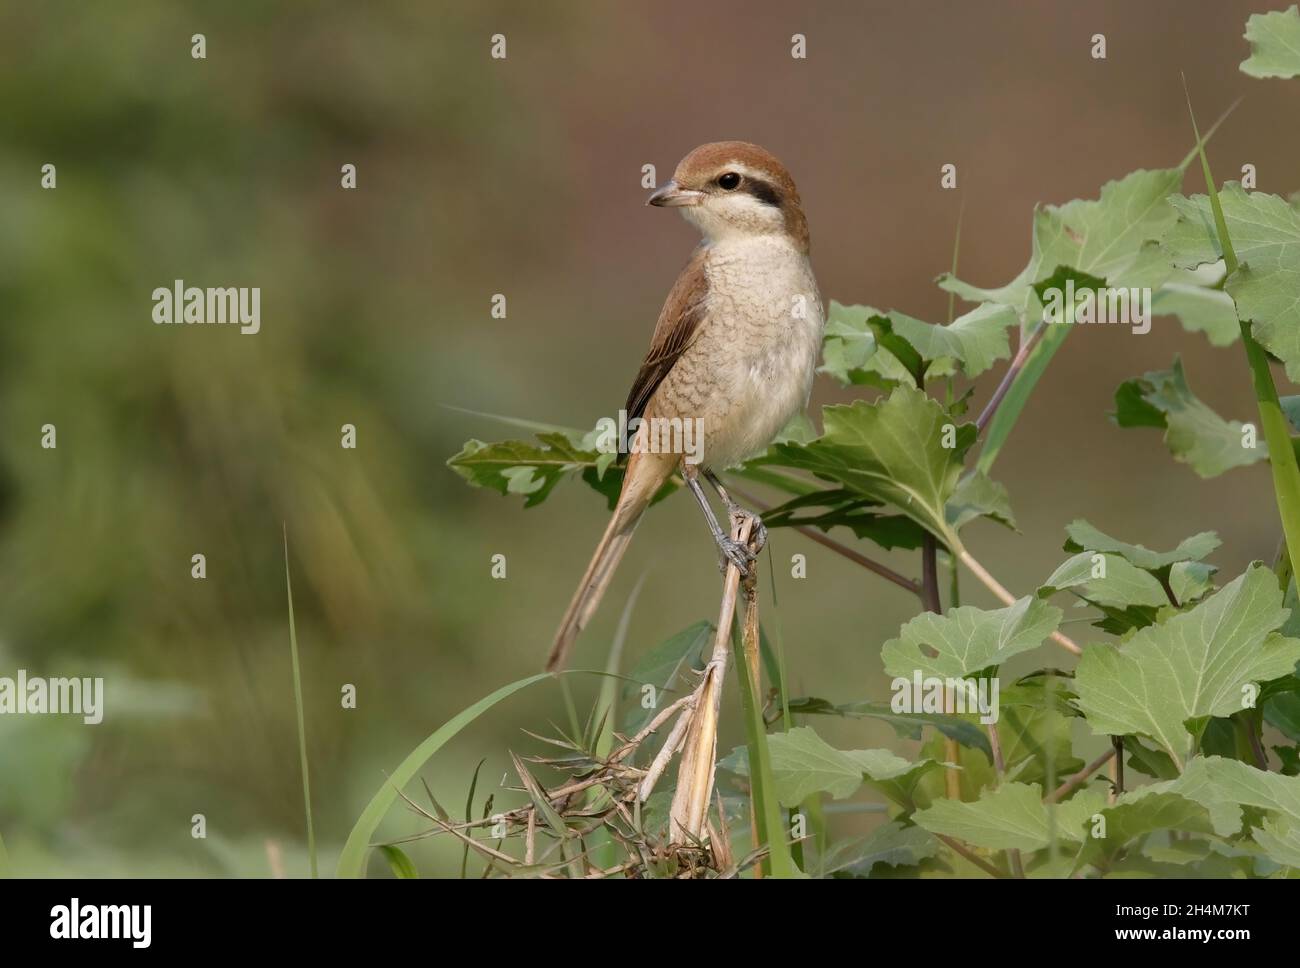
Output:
716 535 755 576
725 506 767 555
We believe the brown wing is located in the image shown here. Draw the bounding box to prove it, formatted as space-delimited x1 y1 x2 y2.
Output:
624 245 709 422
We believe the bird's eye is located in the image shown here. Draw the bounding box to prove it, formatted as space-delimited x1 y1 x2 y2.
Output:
717 172 742 191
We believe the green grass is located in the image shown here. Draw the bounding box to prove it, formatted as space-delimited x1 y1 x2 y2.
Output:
283 526 317 878
1182 82 1300 585
336 672 552 877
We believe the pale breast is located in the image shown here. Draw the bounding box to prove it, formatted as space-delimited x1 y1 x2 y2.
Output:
651 236 823 471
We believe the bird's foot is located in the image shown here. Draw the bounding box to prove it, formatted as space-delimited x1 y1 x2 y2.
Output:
726 505 767 554
716 534 756 576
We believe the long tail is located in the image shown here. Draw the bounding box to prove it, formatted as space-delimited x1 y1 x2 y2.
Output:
546 451 675 671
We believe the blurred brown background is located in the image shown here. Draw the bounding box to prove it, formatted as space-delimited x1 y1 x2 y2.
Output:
1 0 1297 875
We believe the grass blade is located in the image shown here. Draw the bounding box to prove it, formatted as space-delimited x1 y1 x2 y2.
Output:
460 758 486 879
379 844 419 879
283 525 317 878
732 618 797 877
336 672 551 877
0 829 10 877
1181 79 1300 583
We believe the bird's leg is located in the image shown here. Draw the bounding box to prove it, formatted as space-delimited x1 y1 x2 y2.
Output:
683 464 754 575
704 470 766 553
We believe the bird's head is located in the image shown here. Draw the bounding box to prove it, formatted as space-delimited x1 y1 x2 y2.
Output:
646 141 808 252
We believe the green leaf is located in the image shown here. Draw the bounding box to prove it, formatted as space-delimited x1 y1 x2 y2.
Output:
336 673 552 878
820 302 915 388
1074 565 1300 768
1151 756 1300 867
761 386 975 542
620 621 711 734
758 726 935 808
821 822 938 876
1266 689 1300 743
760 488 926 551
1240 5 1300 79
1040 552 1169 608
1150 267 1239 347
1063 519 1220 571
1170 560 1218 605
940 167 1187 313
448 433 676 510
996 681 1085 787
914 781 1103 852
1165 186 1300 381
1074 792 1217 872
822 302 1018 381
947 472 1017 531
379 845 419 879
1113 357 1267 477
881 596 1062 681
784 697 992 757
941 162 1192 476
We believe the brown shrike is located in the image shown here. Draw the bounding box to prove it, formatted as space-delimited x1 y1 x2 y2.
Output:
547 142 823 671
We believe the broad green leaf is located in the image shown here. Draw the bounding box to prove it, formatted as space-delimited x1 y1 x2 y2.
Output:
336 673 552 878
940 167 1187 314
1150 756 1300 867
1074 565 1300 768
1063 520 1220 571
1241 5 1300 79
1074 792 1217 872
820 822 938 876
758 726 935 808
448 433 676 509
947 471 1016 531
823 303 1019 379
915 781 1103 852
1169 560 1218 605
1040 552 1168 609
1113 357 1266 477
819 302 915 388
881 596 1062 681
1150 267 1239 346
1165 186 1300 380
761 386 975 542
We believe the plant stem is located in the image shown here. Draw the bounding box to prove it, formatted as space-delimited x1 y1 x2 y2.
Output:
977 319 1047 433
921 534 942 613
936 834 1007 878
1045 747 1116 804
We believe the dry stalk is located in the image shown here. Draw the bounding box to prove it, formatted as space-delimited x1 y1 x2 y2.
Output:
668 514 755 844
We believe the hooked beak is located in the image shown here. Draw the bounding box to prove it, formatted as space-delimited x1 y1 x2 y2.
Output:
646 180 705 207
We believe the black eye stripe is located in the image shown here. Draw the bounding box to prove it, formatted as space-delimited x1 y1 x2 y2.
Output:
742 178 781 207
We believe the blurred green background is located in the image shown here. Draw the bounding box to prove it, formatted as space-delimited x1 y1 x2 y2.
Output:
1 1 1297 876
